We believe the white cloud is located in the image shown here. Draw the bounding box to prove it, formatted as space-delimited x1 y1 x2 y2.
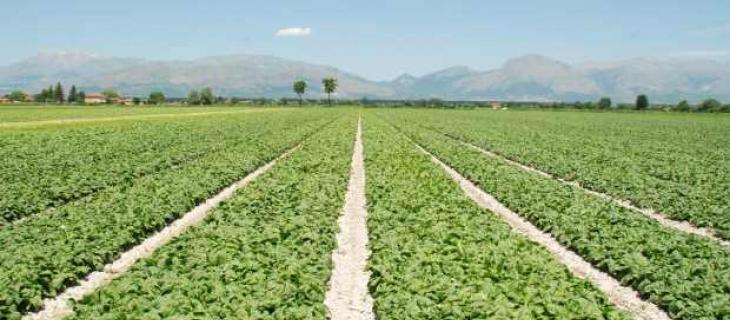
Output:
275 27 312 37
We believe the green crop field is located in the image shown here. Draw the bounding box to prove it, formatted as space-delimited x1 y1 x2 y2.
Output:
0 106 727 320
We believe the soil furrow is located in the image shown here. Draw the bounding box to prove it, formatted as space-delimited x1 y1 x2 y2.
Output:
416 144 670 320
448 135 730 247
324 117 375 320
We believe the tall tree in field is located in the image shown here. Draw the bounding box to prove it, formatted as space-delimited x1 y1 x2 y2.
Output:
200 88 215 105
597 97 612 109
322 78 337 107
102 89 120 104
55 82 64 103
47 85 55 103
636 94 649 110
676 100 691 112
187 89 201 105
698 98 722 112
148 91 165 105
78 91 86 104
35 89 48 103
68 85 78 103
7 91 27 102
293 80 307 105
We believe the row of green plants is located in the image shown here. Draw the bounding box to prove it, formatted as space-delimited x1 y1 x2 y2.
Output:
383 108 730 239
388 118 730 320
363 115 627 319
0 112 314 223
69 115 356 319
0 112 338 318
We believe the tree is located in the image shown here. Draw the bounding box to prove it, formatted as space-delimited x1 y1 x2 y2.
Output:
636 94 649 110
68 85 78 103
55 82 65 103
200 87 215 105
35 89 49 103
322 78 337 106
148 91 165 105
698 98 722 112
102 89 119 104
293 80 307 105
187 89 201 105
597 97 612 109
676 100 691 112
132 97 142 105
47 85 55 103
7 91 27 102
78 91 86 104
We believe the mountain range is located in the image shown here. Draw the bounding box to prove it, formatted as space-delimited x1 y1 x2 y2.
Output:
1 51 729 103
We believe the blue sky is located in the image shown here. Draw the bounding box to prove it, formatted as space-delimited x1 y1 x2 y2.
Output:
2 0 729 80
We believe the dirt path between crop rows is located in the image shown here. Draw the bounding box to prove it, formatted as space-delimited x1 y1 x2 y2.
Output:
0 109 279 129
448 136 730 247
24 144 301 320
416 144 670 320
324 117 375 320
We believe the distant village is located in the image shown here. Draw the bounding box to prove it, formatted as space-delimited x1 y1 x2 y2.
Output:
0 83 139 105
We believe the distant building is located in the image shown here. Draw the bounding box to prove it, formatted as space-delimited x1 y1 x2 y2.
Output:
117 97 134 106
0 92 32 103
84 93 106 104
490 101 502 109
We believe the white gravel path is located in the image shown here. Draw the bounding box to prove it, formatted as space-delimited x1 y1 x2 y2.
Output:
324 117 375 320
23 144 301 320
416 144 670 320
454 138 730 247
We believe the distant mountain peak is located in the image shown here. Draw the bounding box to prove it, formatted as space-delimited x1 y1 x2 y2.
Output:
423 66 478 79
391 73 417 86
502 54 570 70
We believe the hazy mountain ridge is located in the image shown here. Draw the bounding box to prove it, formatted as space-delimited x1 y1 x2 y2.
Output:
392 54 730 102
1 51 729 102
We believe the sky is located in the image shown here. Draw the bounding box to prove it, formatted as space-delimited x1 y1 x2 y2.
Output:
1 0 729 80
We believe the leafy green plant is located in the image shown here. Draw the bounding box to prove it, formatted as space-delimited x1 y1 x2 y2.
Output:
378 108 730 239
385 115 730 320
0 110 341 317
363 115 627 319
69 115 357 319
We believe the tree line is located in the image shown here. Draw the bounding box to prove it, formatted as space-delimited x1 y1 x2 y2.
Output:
29 82 85 104
3 78 729 112
1 82 167 105
524 94 730 112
